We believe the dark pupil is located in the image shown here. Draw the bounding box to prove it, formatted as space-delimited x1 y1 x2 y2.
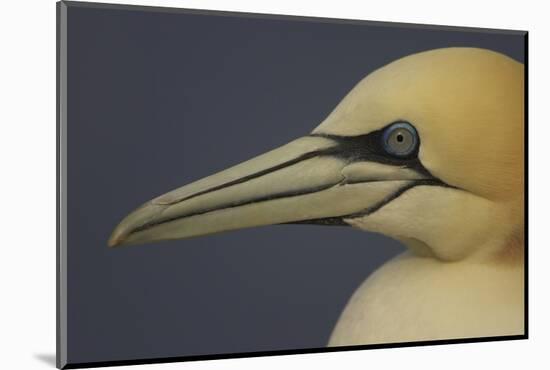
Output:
396 133 404 142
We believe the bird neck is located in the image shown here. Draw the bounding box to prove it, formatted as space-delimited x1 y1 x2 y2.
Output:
398 223 524 267
329 250 525 346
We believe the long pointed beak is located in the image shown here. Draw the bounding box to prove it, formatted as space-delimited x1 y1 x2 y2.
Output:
108 134 426 247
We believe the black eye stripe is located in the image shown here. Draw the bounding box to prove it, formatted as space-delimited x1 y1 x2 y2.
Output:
309 122 429 176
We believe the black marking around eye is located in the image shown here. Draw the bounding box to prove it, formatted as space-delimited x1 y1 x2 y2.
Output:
308 124 431 177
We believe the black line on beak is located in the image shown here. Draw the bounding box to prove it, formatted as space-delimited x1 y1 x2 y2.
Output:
162 129 433 207
288 179 455 226
131 181 342 235
160 149 328 205
129 130 444 236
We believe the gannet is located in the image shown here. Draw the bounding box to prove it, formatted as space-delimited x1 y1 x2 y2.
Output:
108 47 525 346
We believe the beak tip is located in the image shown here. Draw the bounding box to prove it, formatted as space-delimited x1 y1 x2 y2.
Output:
107 236 121 248
108 226 127 248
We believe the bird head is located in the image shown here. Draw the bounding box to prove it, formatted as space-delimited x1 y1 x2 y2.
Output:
109 48 524 263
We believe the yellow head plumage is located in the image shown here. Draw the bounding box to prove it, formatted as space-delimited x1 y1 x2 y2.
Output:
317 47 524 201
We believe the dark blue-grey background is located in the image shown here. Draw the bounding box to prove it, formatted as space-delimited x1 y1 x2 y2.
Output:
65 2 525 364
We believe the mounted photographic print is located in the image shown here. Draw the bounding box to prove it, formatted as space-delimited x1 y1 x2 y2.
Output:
57 1 527 368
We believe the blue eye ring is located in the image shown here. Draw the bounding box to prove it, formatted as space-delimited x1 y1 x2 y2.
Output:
382 122 419 157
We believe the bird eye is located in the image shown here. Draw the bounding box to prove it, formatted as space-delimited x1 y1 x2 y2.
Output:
382 122 418 157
